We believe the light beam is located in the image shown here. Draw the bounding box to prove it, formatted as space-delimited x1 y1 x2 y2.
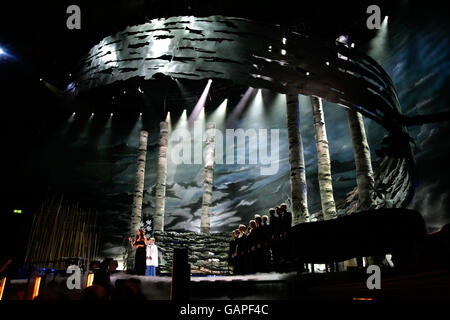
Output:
208 99 227 129
226 87 255 127
188 79 212 127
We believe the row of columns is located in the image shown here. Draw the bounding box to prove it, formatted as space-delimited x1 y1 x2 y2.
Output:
286 92 375 223
129 93 375 244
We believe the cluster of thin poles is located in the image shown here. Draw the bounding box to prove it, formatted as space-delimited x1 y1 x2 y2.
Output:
24 196 100 270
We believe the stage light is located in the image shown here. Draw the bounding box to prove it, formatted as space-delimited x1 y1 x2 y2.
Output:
39 78 43 82
86 273 94 287
326 61 330 66
165 112 172 132
336 35 349 45
91 113 94 116
110 113 113 116
32 276 42 300
352 297 373 301
282 37 287 45
13 209 22 214
198 106 205 121
138 86 143 94
125 110 144 142
208 99 227 128
227 87 254 127
306 72 310 76
73 112 76 115
242 88 266 128
173 109 188 131
351 43 355 48
189 79 212 127
0 277 6 300
281 49 286 56
175 78 189 97
368 14 389 61
0 48 4 55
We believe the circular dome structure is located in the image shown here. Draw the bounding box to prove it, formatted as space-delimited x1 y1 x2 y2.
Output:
73 15 416 213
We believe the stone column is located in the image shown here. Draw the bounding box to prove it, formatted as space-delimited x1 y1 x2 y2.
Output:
310 96 337 220
200 122 216 234
286 91 309 225
347 109 375 210
153 121 169 231
128 130 148 269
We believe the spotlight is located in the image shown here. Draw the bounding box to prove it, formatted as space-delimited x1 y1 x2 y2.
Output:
86 273 94 287
208 98 227 127
227 87 254 127
306 72 310 76
351 43 355 48
138 87 143 94
282 37 287 45
326 61 330 66
188 79 212 126
91 113 94 116
39 78 43 82
139 112 142 116
0 277 6 300
72 112 76 115
110 113 113 116
368 14 389 61
0 48 4 55
32 276 42 300
281 49 287 56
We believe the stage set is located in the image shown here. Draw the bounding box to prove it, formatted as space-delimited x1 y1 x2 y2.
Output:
1 1 449 302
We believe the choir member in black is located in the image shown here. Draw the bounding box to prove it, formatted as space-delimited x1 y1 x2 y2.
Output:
261 215 270 249
261 215 271 268
246 220 257 273
269 207 280 269
280 203 292 233
275 206 286 263
128 229 148 275
228 229 239 274
235 224 248 274
279 203 292 262
253 215 267 272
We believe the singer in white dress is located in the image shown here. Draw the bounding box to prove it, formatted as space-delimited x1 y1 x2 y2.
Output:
145 237 159 276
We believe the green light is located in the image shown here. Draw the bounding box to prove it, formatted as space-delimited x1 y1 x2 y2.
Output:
13 209 22 214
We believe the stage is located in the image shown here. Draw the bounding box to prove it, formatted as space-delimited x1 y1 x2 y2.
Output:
2 268 449 301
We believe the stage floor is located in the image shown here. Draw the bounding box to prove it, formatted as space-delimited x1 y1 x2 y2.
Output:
4 269 449 300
